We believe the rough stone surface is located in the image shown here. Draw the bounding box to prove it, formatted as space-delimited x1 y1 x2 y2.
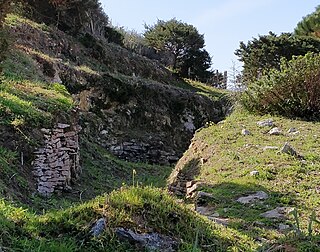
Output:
280 142 297 156
257 119 273 127
78 75 230 165
32 123 81 196
115 228 177 252
236 191 268 204
268 127 282 135
279 223 290 231
260 207 294 219
186 181 206 198
90 218 106 237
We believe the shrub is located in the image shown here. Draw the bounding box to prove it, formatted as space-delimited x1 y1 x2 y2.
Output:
241 52 320 120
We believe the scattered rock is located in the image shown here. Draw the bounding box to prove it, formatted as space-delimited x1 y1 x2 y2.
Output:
186 181 206 198
260 207 294 219
280 142 297 156
90 218 106 237
278 223 290 231
257 119 273 127
263 146 278 151
115 228 177 252
196 191 214 205
241 129 251 135
250 170 259 176
57 123 70 129
287 128 299 134
195 205 217 216
236 191 268 204
268 127 282 135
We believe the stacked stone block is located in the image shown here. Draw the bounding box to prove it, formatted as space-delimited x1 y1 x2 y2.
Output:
32 123 81 196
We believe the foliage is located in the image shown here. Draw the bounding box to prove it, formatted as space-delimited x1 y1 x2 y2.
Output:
25 0 109 36
104 26 124 45
235 32 320 84
240 52 320 119
295 5 320 37
0 78 73 127
144 18 212 80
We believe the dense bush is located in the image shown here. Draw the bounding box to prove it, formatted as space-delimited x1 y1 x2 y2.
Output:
241 52 320 119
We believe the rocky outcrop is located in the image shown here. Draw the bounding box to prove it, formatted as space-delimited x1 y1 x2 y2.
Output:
32 123 81 196
79 74 230 165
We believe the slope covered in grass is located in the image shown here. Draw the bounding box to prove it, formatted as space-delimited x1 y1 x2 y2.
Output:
0 186 259 251
170 108 320 250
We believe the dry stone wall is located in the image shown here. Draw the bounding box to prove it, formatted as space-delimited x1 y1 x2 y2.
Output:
32 123 81 196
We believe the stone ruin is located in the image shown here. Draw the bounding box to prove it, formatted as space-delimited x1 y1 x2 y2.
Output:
32 123 81 196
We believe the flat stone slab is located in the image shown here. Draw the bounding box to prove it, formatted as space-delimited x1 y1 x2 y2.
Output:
236 191 268 204
260 207 294 219
196 206 217 216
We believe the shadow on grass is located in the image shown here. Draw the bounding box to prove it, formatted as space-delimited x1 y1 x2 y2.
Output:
200 182 302 245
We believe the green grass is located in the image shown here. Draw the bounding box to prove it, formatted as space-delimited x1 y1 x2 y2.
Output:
175 78 228 101
5 14 50 32
0 186 259 251
173 108 320 250
0 78 73 127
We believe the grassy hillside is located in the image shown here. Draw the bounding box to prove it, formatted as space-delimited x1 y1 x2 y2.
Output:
170 108 320 250
3 11 320 252
0 186 260 251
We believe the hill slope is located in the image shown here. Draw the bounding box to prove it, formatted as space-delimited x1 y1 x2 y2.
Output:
169 109 320 250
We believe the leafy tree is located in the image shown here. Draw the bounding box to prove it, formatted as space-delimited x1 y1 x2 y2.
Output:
26 0 109 36
235 32 320 84
144 18 212 79
295 5 320 37
178 48 212 82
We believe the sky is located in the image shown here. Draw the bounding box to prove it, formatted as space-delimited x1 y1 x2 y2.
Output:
101 0 320 72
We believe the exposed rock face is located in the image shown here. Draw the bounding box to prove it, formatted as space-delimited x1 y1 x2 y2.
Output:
32 123 81 196
79 74 230 165
8 18 230 166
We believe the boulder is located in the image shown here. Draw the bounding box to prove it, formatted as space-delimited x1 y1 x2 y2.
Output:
90 218 106 237
115 228 177 252
257 119 273 127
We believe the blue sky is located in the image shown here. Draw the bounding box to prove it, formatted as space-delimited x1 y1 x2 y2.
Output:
102 0 319 72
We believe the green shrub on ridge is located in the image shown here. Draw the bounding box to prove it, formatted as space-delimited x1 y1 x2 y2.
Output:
241 52 320 120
